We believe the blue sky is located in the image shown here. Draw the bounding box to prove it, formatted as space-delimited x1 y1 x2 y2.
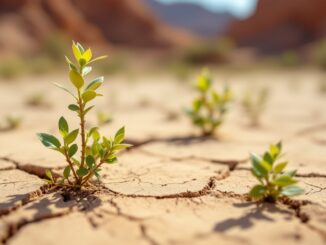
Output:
155 0 258 18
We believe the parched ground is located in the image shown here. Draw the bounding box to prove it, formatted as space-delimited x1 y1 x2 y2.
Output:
0 69 325 245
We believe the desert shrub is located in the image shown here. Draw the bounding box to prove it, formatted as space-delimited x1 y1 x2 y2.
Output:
38 42 130 189
241 87 269 126
249 142 304 202
186 69 232 135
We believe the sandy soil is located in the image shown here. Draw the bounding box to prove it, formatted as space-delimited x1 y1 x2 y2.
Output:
0 69 325 244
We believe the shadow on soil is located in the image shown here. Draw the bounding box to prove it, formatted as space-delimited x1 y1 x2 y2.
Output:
0 188 102 218
213 202 293 232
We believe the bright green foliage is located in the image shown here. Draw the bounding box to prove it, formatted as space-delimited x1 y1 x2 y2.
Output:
37 41 131 188
186 69 232 135
241 88 269 127
249 142 304 202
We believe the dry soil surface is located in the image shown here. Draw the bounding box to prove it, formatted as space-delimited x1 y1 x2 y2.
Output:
0 70 325 245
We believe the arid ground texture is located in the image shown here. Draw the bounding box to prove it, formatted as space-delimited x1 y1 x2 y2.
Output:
0 69 325 244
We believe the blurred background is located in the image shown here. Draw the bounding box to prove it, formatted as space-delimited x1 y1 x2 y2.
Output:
0 0 325 78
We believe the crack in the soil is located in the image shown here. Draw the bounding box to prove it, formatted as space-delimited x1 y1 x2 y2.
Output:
279 198 326 240
303 182 326 194
1 188 104 244
103 176 218 199
87 197 159 245
1 209 72 244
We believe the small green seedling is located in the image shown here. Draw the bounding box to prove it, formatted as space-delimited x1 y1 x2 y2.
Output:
0 115 22 131
249 142 304 202
97 111 112 126
186 69 232 135
37 41 131 189
241 88 269 127
26 92 50 108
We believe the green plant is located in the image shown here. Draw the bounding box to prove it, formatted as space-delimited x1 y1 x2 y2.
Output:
26 92 51 108
0 115 22 131
241 88 269 126
249 142 304 202
186 69 232 135
37 41 131 189
97 110 112 126
182 38 234 65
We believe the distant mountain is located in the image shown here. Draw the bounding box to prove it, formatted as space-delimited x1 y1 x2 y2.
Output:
227 0 326 52
144 0 234 37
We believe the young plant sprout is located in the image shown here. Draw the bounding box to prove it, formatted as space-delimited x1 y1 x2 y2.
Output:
249 142 304 202
26 92 50 108
0 115 22 131
37 42 131 188
186 69 232 135
241 87 269 127
97 110 112 126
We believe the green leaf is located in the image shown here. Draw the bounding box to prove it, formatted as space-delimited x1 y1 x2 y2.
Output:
53 82 75 98
92 128 100 141
37 133 61 149
86 155 95 168
281 185 304 197
58 117 69 136
76 167 88 177
68 104 79 111
105 156 117 164
63 166 71 179
84 105 94 115
192 99 203 112
89 55 108 64
69 70 84 89
72 43 82 62
64 129 79 145
273 175 297 187
86 77 104 91
45 169 54 182
82 48 92 63
82 91 96 103
196 72 211 92
270 142 282 158
251 154 268 178
94 169 101 179
260 160 272 171
65 56 77 71
249 185 267 199
88 127 98 137
114 127 125 144
284 170 297 177
82 66 92 76
72 158 80 167
75 42 85 53
263 152 274 166
68 144 78 157
113 144 132 151
274 162 288 174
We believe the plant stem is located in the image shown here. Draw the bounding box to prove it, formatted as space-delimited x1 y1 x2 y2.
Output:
77 92 86 169
81 160 104 185
64 149 79 182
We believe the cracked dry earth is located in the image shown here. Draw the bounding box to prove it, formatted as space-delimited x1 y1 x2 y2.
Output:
0 70 326 245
